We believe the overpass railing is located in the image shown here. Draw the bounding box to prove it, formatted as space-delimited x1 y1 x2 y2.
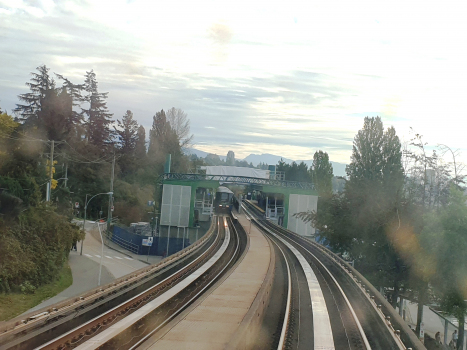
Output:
162 173 315 190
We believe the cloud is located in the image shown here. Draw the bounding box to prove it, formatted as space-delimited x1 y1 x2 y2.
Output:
209 22 233 45
1 0 467 166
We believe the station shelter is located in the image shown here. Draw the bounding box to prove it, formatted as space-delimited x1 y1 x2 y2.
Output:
160 166 318 239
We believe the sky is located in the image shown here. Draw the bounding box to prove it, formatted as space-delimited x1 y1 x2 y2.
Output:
1 0 467 167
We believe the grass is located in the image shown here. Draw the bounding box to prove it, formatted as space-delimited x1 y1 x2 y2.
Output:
0 262 73 322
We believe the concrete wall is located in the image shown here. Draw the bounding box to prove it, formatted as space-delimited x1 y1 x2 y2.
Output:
287 194 318 236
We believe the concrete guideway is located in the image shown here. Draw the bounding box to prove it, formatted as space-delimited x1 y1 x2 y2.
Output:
265 227 336 349
73 217 234 350
139 212 272 349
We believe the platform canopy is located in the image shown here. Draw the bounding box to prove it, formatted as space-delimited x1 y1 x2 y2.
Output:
202 166 269 179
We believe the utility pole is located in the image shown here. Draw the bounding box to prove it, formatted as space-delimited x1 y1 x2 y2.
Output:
46 140 55 202
107 153 115 232
64 163 68 187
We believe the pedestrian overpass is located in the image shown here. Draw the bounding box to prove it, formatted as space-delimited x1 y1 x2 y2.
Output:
161 172 318 237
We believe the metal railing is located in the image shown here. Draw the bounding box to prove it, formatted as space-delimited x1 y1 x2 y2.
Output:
104 230 140 254
163 173 315 190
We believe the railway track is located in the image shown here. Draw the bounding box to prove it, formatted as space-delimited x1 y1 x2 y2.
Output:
0 215 247 350
242 201 407 350
118 215 247 350
38 215 244 350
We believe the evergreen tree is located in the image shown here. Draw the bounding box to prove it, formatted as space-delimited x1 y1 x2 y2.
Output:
82 70 113 147
55 73 84 130
114 110 138 177
14 65 55 126
37 88 75 140
311 151 333 195
114 110 138 154
135 125 146 159
148 109 169 158
226 151 235 166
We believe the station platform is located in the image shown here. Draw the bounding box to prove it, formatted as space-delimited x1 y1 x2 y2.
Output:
141 211 272 349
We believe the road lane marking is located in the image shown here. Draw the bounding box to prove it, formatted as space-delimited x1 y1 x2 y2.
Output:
84 254 92 258
95 255 101 258
115 257 123 260
124 257 133 260
105 256 113 259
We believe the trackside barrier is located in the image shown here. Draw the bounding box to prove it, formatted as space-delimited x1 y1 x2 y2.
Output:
225 213 276 350
0 219 218 344
291 231 424 350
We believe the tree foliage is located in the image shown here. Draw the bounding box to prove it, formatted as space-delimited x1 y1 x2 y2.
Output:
277 159 311 182
0 65 196 297
82 70 113 147
0 204 81 293
311 150 333 195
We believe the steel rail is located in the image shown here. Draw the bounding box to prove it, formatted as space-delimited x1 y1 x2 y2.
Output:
273 235 293 350
298 236 408 350
268 222 372 349
130 216 242 350
244 210 292 350
244 200 407 350
243 205 336 349
35 218 226 350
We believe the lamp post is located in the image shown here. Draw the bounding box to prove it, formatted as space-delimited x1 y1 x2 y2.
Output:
80 192 113 256
96 221 105 286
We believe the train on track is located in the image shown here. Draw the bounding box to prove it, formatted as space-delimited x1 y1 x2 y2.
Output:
215 186 234 214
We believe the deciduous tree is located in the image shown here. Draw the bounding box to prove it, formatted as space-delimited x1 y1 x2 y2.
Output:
166 107 193 150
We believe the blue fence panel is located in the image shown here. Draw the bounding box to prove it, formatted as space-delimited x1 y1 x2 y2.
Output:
111 226 190 256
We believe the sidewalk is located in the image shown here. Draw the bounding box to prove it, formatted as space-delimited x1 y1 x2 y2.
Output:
23 221 161 315
24 253 115 314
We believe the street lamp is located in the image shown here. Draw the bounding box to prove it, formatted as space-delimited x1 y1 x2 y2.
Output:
96 221 105 286
80 192 113 256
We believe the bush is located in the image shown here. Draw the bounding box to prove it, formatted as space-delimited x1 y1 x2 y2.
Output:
0 203 82 292
19 281 36 294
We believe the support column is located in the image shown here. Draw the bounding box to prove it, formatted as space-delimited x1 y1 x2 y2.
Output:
283 194 290 228
265 196 269 218
189 185 197 227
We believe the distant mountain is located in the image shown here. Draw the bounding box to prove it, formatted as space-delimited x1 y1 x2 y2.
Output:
243 153 294 166
186 148 226 160
244 153 347 177
186 149 347 177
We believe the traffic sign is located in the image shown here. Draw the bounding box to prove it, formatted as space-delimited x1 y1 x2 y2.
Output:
142 238 153 246
75 202 79 208
111 206 114 212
